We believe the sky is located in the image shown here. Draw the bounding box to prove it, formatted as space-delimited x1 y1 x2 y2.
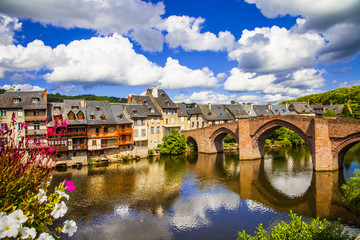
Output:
0 0 359 104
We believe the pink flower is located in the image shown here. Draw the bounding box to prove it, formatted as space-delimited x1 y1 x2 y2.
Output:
49 147 53 153
20 122 28 128
62 121 68 128
64 179 76 191
1 125 5 130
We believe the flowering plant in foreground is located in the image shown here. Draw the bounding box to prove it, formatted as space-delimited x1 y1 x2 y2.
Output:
0 113 77 239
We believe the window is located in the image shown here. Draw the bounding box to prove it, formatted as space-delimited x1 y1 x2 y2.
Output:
157 118 160 123
33 111 40 116
34 123 40 130
18 123 23 131
151 118 154 124
71 106 79 110
181 117 184 122
54 107 61 111
32 98 39 103
14 98 21 103
0 110 6 117
156 127 159 134
96 128 100 133
133 129 138 138
104 127 108 133
150 127 154 134
100 115 106 121
77 111 84 120
73 152 77 157
171 118 175 124
90 115 95 120
141 129 146 137
92 140 96 146
68 112 75 120
17 111 22 117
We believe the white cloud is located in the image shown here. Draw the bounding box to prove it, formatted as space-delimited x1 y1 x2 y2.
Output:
0 83 44 91
159 58 219 89
162 16 235 52
50 85 76 93
0 14 21 45
340 80 360 88
174 91 237 104
0 0 165 51
228 25 325 73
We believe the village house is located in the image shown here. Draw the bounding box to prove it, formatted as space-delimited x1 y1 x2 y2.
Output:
288 102 316 116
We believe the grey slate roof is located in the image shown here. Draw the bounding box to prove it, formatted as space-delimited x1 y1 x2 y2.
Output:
186 108 194 115
271 105 291 115
132 95 162 116
64 100 88 125
85 101 117 125
325 104 344 114
289 102 314 114
243 104 257 117
0 90 47 109
253 105 274 116
148 88 178 109
109 103 133 124
46 102 64 127
225 104 251 119
210 104 233 121
191 104 218 121
124 104 148 119
177 104 188 117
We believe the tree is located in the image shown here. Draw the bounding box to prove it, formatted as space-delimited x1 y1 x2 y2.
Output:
340 104 353 119
322 109 337 117
341 169 360 215
158 129 186 155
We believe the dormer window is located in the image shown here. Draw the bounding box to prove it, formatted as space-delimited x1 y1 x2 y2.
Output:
14 98 21 103
77 111 84 120
54 106 61 111
90 114 95 120
100 115 106 121
208 112 212 116
165 100 170 106
118 114 124 120
68 112 75 120
132 109 138 115
144 100 148 105
71 106 79 110
161 93 165 97
32 98 40 103
96 106 100 110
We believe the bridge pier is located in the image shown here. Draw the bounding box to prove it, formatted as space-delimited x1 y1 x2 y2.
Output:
238 119 262 160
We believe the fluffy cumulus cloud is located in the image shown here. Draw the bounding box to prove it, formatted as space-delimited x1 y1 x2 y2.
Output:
224 67 324 98
0 34 220 89
0 83 44 91
174 91 237 104
162 16 235 52
244 0 360 62
0 0 165 51
228 25 325 73
0 14 21 45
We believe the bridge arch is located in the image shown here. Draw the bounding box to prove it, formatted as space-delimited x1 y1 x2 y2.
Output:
252 119 314 160
334 133 360 169
186 136 198 151
210 127 239 152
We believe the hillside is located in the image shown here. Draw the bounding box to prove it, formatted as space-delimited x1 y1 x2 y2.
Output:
280 86 360 105
47 93 127 103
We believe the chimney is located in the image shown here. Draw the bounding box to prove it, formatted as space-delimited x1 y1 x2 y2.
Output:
44 89 47 98
208 103 211 110
285 103 289 109
139 97 142 104
152 86 158 98
247 102 253 109
176 103 178 107
80 100 85 107
267 103 272 110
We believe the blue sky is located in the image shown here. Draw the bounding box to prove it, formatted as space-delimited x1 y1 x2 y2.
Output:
0 0 359 104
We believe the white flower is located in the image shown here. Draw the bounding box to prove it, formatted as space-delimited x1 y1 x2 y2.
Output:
35 189 47 204
0 216 20 238
50 201 68 219
19 227 36 239
62 220 77 237
56 190 69 200
8 210 27 224
38 232 55 240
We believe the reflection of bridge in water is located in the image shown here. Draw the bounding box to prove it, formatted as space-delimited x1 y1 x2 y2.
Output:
184 115 360 171
192 152 360 225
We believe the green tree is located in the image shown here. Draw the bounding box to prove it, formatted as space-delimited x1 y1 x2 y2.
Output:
322 109 337 117
341 169 360 215
237 211 354 240
159 129 187 155
340 104 353 119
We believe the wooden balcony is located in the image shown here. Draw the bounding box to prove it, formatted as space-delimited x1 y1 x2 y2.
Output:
66 132 87 138
24 115 47 121
26 129 47 135
118 128 133 134
87 132 118 138
118 140 133 146
101 143 118 149
51 145 68 152
69 144 87 150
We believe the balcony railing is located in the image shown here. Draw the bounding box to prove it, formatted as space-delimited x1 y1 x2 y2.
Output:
26 129 47 135
24 115 47 121
51 145 68 152
87 132 118 138
69 144 87 150
101 143 118 148
118 128 132 134
118 140 133 145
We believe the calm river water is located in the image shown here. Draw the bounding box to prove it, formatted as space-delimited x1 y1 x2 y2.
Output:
51 145 360 240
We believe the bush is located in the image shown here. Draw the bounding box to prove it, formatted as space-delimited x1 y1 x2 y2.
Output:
159 129 186 155
322 109 337 118
341 169 360 215
0 113 77 239
148 149 154 157
237 211 354 240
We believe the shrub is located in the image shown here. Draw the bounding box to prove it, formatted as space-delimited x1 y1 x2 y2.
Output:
237 211 354 240
341 169 360 215
0 113 77 239
148 149 154 157
159 129 186 155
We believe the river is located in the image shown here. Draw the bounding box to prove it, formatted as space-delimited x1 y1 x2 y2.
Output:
51 144 360 239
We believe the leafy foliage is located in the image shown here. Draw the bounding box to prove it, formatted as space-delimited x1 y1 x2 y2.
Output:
341 169 360 215
322 109 337 117
158 129 186 155
47 93 127 103
267 127 304 146
237 211 354 240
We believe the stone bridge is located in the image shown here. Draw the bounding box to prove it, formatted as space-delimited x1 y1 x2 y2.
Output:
183 115 360 171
